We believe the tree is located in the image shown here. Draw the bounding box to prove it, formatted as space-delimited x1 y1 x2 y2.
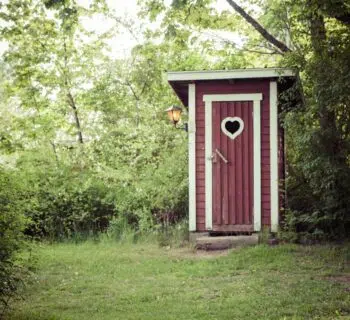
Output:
0 0 214 240
1 0 112 146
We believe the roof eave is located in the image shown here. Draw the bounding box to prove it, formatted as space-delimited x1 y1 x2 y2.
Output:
167 68 295 82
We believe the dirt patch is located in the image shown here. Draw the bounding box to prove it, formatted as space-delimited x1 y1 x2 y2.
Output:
166 246 231 259
325 275 350 291
326 275 350 283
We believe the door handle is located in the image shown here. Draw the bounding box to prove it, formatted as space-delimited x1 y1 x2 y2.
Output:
215 149 229 164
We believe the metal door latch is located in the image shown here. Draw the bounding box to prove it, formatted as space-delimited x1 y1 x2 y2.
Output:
215 148 229 164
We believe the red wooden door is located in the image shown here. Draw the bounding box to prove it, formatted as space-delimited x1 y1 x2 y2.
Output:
212 101 254 232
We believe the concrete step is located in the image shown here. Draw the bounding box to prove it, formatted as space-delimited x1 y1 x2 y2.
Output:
195 234 259 251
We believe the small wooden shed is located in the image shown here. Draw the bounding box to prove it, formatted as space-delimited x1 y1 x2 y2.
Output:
167 68 296 233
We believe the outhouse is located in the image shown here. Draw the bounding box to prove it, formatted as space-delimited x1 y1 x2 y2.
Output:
167 68 297 233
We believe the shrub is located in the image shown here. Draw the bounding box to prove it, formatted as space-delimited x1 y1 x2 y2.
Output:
0 168 26 316
24 182 117 240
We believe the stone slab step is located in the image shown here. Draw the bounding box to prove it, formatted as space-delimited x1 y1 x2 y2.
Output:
195 234 259 251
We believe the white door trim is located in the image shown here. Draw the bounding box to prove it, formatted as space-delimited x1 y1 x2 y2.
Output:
204 93 263 103
203 93 263 231
270 82 279 232
188 84 196 231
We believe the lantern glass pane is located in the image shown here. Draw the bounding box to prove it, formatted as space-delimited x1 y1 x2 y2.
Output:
172 109 181 123
167 110 174 122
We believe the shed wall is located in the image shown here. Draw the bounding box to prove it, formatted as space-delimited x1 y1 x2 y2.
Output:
195 80 272 231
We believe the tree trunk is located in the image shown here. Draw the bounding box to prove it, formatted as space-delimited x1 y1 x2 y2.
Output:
226 0 291 53
309 5 340 155
50 141 59 164
62 36 84 144
67 91 84 144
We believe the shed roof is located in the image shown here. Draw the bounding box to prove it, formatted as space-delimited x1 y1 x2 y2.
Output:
167 68 296 107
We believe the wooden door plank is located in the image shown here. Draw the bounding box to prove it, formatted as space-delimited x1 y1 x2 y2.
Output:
213 102 222 225
222 102 229 225
228 102 235 225
249 101 254 224
236 102 243 225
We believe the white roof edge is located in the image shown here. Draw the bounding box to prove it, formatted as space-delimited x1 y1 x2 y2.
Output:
167 68 295 81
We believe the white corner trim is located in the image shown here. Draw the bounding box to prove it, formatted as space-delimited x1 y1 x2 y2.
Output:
205 98 213 230
203 93 262 103
270 82 279 232
204 93 262 231
167 68 295 82
188 84 196 232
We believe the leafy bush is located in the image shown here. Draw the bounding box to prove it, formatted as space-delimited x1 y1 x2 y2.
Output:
284 106 350 239
0 168 26 316
23 179 117 240
13 122 189 241
156 219 189 248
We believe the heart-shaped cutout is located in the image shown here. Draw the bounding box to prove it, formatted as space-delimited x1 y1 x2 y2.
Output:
221 117 244 140
225 120 240 135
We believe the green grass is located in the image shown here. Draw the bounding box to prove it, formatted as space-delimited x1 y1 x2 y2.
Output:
6 241 350 320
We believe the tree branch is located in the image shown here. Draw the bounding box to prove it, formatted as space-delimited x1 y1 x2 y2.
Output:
66 91 84 144
309 8 327 56
50 141 59 165
241 48 281 55
62 35 83 144
226 0 291 53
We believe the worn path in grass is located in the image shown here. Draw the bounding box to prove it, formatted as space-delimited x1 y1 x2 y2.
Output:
7 242 350 320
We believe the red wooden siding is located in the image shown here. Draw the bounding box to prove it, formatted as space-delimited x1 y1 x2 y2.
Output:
195 79 272 231
278 122 285 221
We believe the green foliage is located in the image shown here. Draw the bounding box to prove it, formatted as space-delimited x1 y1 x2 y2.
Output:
0 168 26 316
156 219 189 247
11 129 188 240
279 2 350 238
0 0 197 243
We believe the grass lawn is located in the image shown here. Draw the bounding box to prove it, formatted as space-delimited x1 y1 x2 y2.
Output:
6 241 350 320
